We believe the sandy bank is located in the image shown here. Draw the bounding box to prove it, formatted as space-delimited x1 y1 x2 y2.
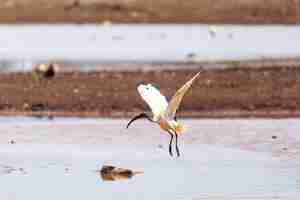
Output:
1 61 300 118
0 0 299 24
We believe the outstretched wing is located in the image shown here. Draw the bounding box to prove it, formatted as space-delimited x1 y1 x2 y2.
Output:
166 72 201 118
137 84 168 120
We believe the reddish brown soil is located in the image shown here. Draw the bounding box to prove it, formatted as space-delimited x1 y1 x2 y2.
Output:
1 66 300 118
0 0 300 24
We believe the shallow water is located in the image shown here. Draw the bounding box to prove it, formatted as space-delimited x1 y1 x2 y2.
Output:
1 145 299 200
0 24 300 71
0 117 300 199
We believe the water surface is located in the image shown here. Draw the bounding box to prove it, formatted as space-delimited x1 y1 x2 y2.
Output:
0 24 300 71
0 117 300 199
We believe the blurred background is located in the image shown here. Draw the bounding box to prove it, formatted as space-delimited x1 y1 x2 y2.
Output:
0 0 300 118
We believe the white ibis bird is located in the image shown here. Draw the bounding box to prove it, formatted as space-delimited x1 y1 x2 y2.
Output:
126 72 201 157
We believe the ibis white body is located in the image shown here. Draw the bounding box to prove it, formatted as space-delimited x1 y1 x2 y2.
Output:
137 72 200 135
127 72 201 156
137 84 184 135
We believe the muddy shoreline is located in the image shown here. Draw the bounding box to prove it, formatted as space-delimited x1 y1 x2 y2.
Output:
0 0 300 24
1 62 300 118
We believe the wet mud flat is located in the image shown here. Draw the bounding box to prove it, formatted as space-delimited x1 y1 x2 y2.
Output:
0 0 300 24
0 118 300 199
1 64 300 118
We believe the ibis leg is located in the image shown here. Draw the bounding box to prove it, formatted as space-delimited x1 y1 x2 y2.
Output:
168 133 174 157
175 133 180 157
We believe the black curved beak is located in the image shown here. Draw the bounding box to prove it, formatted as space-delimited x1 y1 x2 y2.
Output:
126 113 153 129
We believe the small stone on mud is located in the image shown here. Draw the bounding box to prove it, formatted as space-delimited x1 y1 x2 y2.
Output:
31 103 46 111
130 11 139 18
73 88 79 93
102 20 112 27
19 168 27 174
228 33 234 39
3 0 15 8
64 0 80 10
186 53 196 59
47 115 54 120
9 140 15 144
23 103 30 110
208 26 217 38
205 79 212 85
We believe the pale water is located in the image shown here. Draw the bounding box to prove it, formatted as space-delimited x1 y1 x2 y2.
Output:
0 24 300 71
0 117 300 199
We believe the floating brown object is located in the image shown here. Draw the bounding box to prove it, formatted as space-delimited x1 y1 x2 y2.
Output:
100 165 143 181
33 63 59 80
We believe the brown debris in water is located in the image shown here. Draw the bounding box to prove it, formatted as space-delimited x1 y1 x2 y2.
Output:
100 165 143 181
